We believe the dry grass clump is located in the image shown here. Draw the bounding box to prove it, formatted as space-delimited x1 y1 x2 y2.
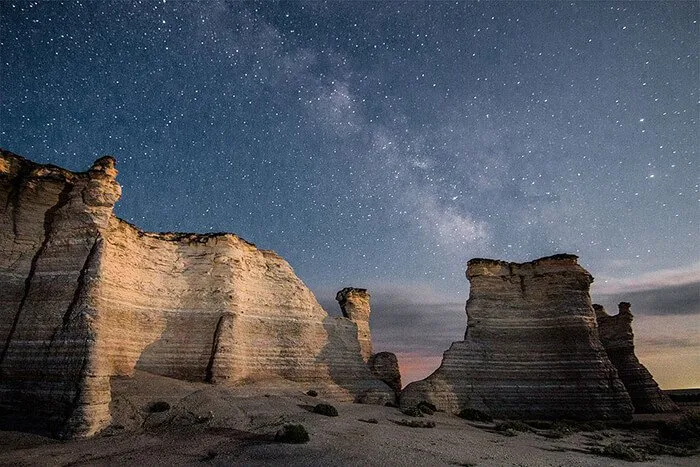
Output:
147 401 170 413
312 403 339 417
592 441 646 462
275 424 310 443
394 419 436 428
457 408 492 423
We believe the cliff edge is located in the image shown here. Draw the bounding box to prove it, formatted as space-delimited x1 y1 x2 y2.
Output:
0 149 393 438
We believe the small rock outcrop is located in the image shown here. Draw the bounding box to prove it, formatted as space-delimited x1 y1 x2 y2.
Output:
594 303 678 413
0 149 393 438
336 288 372 362
400 255 633 420
369 352 402 396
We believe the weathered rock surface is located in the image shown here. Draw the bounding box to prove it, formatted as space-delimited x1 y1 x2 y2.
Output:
335 288 372 362
0 149 393 438
594 303 678 414
368 352 402 396
401 255 633 420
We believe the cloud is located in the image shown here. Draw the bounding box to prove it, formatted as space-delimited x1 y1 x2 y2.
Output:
591 263 700 316
593 281 700 316
593 262 700 295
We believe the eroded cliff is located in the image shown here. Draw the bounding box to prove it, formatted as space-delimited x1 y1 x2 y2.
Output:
0 149 393 438
594 303 678 413
400 254 634 420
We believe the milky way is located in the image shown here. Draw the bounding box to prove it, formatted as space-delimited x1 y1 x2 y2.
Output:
1 1 697 385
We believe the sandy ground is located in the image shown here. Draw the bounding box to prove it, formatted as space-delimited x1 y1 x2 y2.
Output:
1 372 697 467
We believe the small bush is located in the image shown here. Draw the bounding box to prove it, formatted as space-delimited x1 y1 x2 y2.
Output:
458 408 493 423
306 390 318 397
524 420 553 430
275 424 310 444
495 420 531 433
595 441 645 462
401 407 424 418
658 412 700 447
576 420 607 432
359 418 379 424
395 419 436 428
417 401 437 415
643 441 693 457
148 401 170 413
312 403 338 417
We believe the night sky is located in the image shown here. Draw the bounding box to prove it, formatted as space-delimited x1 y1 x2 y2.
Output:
1 1 698 387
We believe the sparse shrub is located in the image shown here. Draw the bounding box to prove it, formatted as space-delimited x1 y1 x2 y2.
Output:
643 441 693 457
594 441 645 462
524 420 553 430
401 407 424 418
359 418 379 424
457 408 493 423
495 420 531 433
148 401 170 413
417 401 437 415
395 419 436 428
575 420 607 432
275 424 310 443
658 411 700 447
312 403 338 417
306 390 318 397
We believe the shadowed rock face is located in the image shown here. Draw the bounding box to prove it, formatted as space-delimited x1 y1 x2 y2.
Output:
0 150 393 438
369 352 402 396
400 255 633 420
594 303 678 414
336 288 372 362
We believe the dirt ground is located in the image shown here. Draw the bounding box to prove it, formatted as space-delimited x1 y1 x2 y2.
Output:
1 372 698 466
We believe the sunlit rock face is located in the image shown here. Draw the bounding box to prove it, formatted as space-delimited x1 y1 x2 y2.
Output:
401 254 634 421
0 149 392 439
594 303 678 414
335 287 372 362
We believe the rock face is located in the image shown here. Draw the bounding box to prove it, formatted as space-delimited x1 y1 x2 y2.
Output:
368 352 402 396
594 303 678 413
0 149 393 438
401 255 633 420
335 288 372 362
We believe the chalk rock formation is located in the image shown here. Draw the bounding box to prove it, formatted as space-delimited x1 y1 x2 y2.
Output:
369 352 402 396
401 255 633 420
594 303 678 413
0 149 393 438
336 288 372 362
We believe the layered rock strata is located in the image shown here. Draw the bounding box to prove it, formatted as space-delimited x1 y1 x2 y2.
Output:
0 149 393 438
401 255 633 420
335 288 372 362
369 352 402 396
594 303 678 413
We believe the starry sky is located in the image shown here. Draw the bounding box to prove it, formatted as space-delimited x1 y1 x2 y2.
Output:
1 1 698 387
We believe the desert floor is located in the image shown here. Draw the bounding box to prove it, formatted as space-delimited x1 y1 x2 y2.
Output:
1 372 697 467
